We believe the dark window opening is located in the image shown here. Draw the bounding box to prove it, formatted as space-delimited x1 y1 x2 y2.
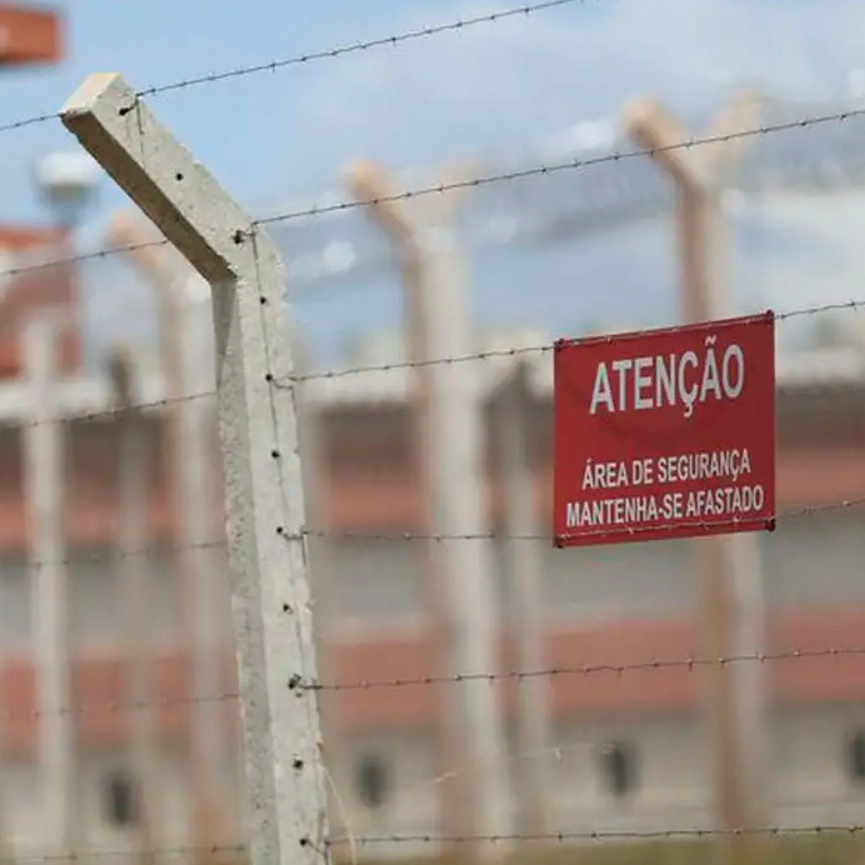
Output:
848 731 865 782
103 771 138 826
356 753 389 809
602 742 637 797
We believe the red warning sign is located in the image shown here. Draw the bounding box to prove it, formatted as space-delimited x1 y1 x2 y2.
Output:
552 312 776 548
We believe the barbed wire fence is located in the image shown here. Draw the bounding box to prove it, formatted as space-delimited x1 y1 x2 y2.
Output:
0 3 863 865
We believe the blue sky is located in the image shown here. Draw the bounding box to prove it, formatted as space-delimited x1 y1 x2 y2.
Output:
3 0 865 364
0 0 386 221
1 0 628 222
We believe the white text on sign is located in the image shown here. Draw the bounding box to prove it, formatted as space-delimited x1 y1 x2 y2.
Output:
564 448 765 529
588 337 745 419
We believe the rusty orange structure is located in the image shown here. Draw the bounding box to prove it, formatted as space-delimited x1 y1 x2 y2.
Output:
0 2 61 66
0 5 78 379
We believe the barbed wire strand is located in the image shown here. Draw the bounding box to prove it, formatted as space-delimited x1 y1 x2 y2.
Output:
331 825 865 846
295 498 865 543
304 645 865 694
2 690 240 723
280 299 865 384
3 108 865 281
254 107 865 226
16 537 225 573
0 237 170 280
2 298 858 437
137 0 586 97
3 828 863 861
1 388 216 432
3 643 865 724
0 844 246 863
0 0 586 135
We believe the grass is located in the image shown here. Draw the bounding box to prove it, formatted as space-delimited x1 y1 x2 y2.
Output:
206 834 865 865
522 837 865 864
332 835 865 865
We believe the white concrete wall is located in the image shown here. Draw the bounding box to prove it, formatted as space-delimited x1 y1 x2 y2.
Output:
0 757 42 848
1 494 862 647
309 509 865 630
336 729 438 837
548 716 711 823
771 705 865 810
77 746 192 853
0 475 862 859
0 548 181 650
0 706 865 856
0 746 191 857
323 538 427 633
761 509 865 609
328 706 865 857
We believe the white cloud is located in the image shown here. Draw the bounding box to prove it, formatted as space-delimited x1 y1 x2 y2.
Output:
271 0 865 352
281 0 865 180
71 0 865 363
737 190 865 347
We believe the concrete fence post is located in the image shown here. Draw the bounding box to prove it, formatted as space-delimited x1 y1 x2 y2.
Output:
23 313 80 860
347 160 511 864
61 73 330 865
625 93 769 855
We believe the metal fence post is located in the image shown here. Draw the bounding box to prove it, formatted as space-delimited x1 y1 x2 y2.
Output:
61 73 331 865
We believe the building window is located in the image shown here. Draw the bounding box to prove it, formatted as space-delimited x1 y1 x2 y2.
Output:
103 771 138 827
847 731 865 782
601 742 637 797
356 753 389 809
